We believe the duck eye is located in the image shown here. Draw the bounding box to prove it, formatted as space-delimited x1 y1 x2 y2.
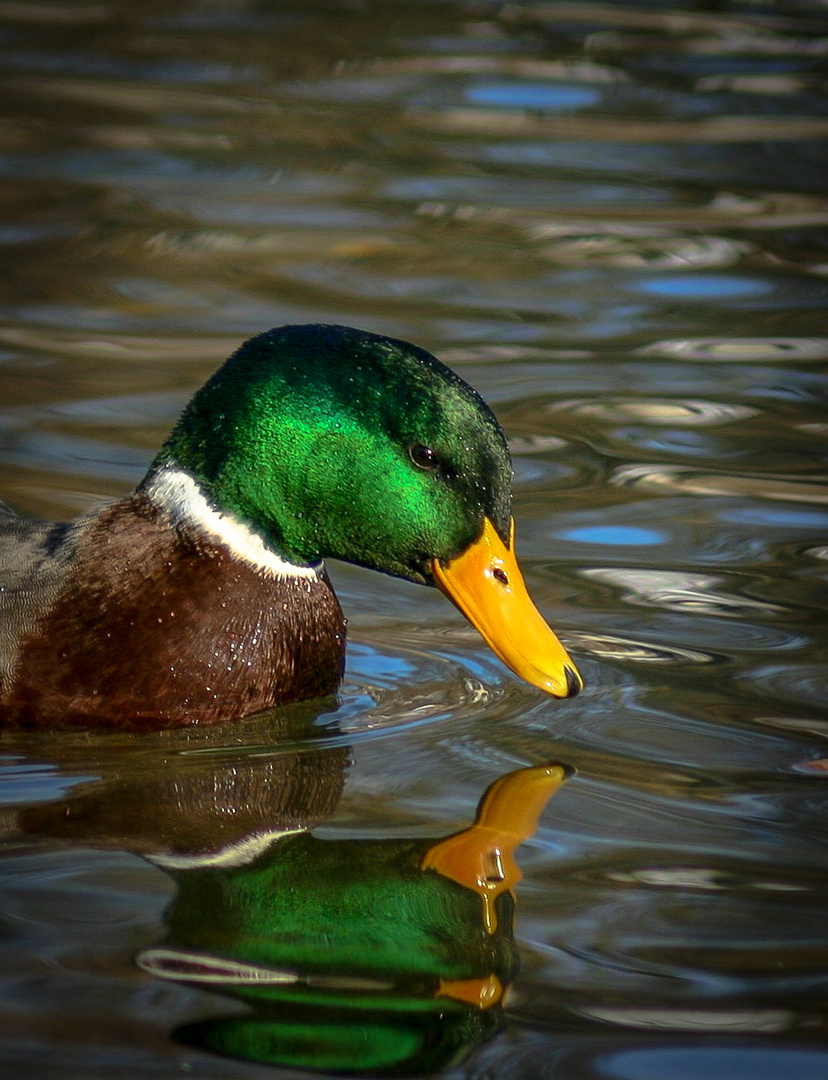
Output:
409 444 438 470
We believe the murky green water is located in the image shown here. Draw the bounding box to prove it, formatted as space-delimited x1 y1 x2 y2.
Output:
1 1 827 1077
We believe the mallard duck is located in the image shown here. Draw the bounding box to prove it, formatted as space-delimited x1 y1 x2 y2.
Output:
0 324 581 728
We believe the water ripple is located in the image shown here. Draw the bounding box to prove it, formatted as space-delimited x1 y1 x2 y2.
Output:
408 107 828 142
321 633 563 743
612 464 828 505
637 337 828 362
548 397 757 426
570 632 716 665
581 568 784 618
0 325 238 362
742 664 828 711
536 228 750 270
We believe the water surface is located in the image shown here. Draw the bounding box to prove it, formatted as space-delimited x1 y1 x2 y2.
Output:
1 2 827 1078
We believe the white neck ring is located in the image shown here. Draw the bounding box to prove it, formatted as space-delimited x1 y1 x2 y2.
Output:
143 465 320 583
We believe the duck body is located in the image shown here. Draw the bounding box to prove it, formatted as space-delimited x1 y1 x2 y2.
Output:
0 475 345 728
0 324 581 729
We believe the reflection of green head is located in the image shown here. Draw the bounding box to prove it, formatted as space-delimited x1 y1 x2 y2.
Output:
148 834 515 1075
139 765 568 1076
162 834 519 999
178 1006 500 1076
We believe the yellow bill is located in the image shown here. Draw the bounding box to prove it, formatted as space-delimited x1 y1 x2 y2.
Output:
431 517 582 698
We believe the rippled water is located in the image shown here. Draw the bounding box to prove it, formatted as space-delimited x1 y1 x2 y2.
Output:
1 1 827 1078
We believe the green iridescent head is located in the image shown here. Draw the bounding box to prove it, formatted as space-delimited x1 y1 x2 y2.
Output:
154 324 512 582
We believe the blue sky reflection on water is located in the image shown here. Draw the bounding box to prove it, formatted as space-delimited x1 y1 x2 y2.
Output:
557 526 666 546
636 275 776 299
466 81 601 110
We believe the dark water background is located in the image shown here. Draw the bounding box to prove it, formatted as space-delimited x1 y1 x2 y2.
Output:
1 1 827 1078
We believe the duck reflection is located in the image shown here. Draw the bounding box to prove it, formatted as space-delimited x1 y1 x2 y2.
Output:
6 727 349 859
141 761 568 1076
6 725 569 1076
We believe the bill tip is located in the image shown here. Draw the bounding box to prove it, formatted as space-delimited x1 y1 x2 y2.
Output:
564 665 583 698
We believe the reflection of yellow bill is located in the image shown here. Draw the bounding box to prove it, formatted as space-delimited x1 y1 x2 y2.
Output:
437 973 504 1011
432 517 583 698
422 763 571 936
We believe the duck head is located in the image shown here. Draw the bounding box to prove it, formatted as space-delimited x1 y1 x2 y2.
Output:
154 324 582 698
